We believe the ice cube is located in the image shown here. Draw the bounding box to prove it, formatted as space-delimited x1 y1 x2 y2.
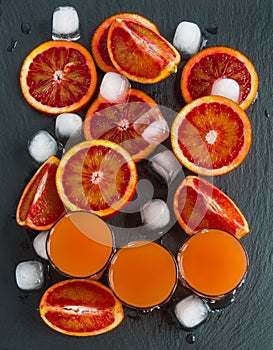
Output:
141 119 169 145
100 72 130 102
15 260 44 291
27 130 58 163
33 231 49 260
173 21 202 56
175 295 209 329
55 113 82 140
150 150 182 183
140 199 170 231
211 78 240 103
52 6 80 41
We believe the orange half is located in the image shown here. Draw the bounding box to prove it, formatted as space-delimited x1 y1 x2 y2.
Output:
84 88 169 161
181 46 258 110
171 96 252 176
56 140 138 218
20 41 97 115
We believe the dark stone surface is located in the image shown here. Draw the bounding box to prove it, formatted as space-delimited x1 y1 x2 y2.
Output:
1 0 272 349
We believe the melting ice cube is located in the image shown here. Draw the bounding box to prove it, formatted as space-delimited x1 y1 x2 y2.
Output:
33 231 49 260
55 113 83 140
141 119 169 145
173 21 202 56
140 199 170 232
27 130 58 163
150 150 182 183
15 260 44 291
211 78 240 103
175 295 209 329
100 72 130 102
52 6 80 41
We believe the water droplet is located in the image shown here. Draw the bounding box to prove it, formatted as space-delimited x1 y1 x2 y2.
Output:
21 22 31 34
205 25 218 34
264 110 270 118
186 334 196 344
7 39 18 52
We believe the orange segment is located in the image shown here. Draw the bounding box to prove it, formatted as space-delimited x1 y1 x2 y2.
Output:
16 156 66 231
173 176 249 238
91 13 159 73
20 41 97 115
181 46 258 110
39 279 124 336
107 18 181 83
56 140 138 218
171 96 252 176
84 88 168 161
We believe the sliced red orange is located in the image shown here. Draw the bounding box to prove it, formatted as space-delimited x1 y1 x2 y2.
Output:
181 46 258 110
91 13 159 73
56 140 138 218
173 176 249 239
171 96 252 176
16 156 66 231
84 88 168 161
107 18 181 83
39 279 124 336
20 41 97 115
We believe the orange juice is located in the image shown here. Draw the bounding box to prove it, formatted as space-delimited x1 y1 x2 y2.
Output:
178 229 248 298
47 211 113 278
108 240 177 309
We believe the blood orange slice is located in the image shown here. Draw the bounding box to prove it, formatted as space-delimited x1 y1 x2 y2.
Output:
173 176 249 238
181 46 258 110
56 140 138 218
20 41 97 115
91 13 159 73
84 88 168 161
16 156 66 230
107 18 181 83
39 279 124 336
171 96 252 176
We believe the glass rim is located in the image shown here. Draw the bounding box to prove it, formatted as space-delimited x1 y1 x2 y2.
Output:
108 239 178 311
46 210 115 279
177 228 249 299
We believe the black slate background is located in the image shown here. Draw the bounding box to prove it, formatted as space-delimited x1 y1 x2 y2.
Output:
1 0 273 349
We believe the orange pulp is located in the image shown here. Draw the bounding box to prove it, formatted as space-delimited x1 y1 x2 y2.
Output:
108 241 177 309
47 211 113 278
178 229 248 298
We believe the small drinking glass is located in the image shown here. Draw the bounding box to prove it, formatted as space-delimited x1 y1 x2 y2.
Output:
177 228 248 301
46 211 114 279
108 240 178 310
52 6 80 41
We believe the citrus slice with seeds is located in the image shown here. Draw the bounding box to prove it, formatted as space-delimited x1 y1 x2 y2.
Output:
91 13 159 73
107 18 181 84
56 140 137 218
16 156 66 230
173 176 249 239
171 96 252 176
181 46 258 110
39 279 124 336
20 41 97 115
84 88 168 161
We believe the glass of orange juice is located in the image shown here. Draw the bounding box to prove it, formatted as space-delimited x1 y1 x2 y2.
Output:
177 228 248 300
47 211 114 279
108 240 178 310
